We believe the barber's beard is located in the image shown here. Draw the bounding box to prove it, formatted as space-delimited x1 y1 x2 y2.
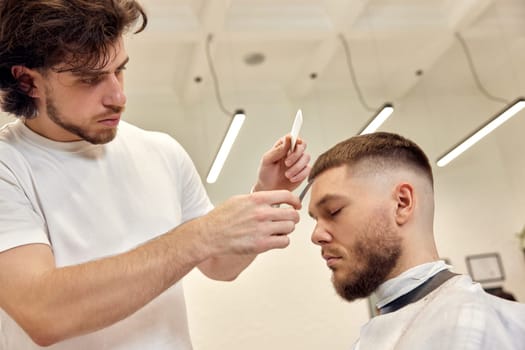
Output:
46 95 120 145
332 219 402 302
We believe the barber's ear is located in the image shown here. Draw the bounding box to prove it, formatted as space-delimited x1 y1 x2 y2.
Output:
394 183 414 225
11 66 40 98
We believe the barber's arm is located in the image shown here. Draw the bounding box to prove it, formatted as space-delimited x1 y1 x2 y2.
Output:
197 135 311 280
0 190 301 346
0 137 309 345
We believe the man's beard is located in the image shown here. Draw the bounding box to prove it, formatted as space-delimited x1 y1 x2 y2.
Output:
46 95 120 145
332 221 402 302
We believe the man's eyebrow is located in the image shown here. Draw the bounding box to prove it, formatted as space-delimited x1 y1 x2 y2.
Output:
308 193 346 218
315 194 345 208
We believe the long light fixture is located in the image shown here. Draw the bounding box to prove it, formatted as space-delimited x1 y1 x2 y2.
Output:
359 103 394 135
437 32 524 167
338 33 394 134
204 33 245 184
437 98 525 167
207 110 245 183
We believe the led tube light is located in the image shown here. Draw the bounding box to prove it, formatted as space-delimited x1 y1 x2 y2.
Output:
359 103 394 135
206 111 246 184
437 98 525 167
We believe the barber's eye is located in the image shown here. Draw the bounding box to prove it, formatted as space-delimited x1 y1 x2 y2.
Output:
81 76 102 85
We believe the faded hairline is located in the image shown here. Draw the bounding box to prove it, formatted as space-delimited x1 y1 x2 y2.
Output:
349 156 434 189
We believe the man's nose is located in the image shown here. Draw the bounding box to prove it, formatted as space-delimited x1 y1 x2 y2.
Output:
311 223 332 245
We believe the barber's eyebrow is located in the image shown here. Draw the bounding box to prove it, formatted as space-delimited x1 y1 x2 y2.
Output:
72 56 130 76
116 57 130 70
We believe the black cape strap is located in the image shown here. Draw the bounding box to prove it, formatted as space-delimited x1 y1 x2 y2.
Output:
379 269 458 315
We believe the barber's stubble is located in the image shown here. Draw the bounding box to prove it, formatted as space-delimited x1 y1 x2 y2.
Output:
45 88 123 145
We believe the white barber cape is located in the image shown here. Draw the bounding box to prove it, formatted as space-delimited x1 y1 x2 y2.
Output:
353 261 525 350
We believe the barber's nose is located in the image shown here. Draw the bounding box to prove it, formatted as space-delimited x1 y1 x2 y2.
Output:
311 223 332 246
103 74 126 108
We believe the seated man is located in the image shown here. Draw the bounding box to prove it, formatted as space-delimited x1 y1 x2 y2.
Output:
307 132 525 349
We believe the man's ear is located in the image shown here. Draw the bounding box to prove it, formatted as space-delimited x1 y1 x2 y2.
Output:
394 183 414 226
11 66 40 98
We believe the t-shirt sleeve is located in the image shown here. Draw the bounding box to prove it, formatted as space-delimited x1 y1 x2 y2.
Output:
0 147 49 253
172 141 214 223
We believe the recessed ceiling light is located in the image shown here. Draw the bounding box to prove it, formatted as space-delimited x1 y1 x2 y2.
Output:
243 52 265 66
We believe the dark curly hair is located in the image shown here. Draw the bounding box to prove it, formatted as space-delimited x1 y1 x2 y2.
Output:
0 0 147 118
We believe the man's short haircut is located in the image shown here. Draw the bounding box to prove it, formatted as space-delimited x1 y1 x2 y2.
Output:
0 0 147 118
309 132 434 187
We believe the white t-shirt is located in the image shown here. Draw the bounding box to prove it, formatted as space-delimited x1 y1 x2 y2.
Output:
0 120 213 349
354 269 525 350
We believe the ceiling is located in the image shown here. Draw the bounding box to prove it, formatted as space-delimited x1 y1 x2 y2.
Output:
1 0 525 204
123 0 525 98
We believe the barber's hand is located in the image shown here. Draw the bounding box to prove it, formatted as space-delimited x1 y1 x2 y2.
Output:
199 190 301 256
253 135 311 192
